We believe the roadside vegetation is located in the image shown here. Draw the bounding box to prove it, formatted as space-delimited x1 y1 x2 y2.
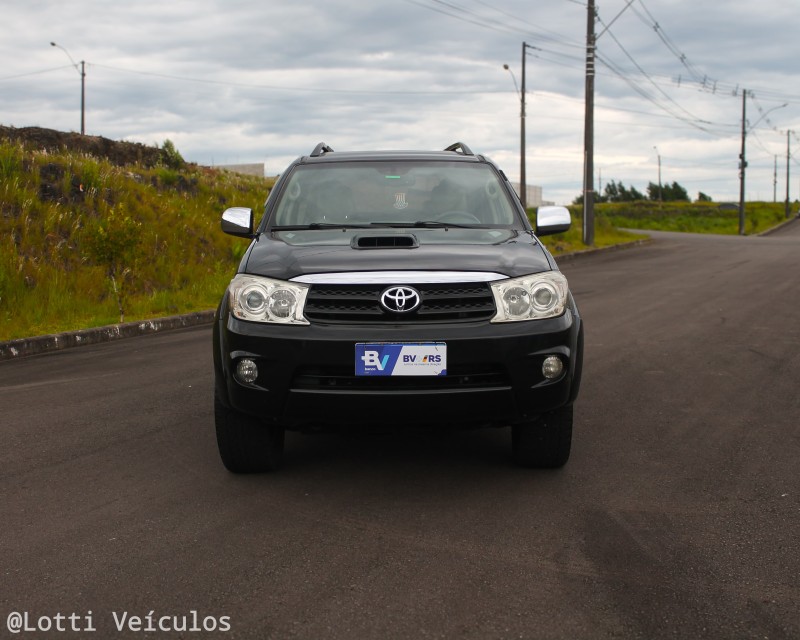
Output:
572 178 794 235
589 200 790 235
1 129 790 341
0 134 272 341
534 211 645 254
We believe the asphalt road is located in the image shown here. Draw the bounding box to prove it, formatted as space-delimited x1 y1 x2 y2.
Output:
2 223 799 639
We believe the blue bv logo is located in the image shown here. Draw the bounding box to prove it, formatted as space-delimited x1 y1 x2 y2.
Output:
361 350 390 371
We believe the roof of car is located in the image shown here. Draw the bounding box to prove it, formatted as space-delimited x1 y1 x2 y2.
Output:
297 142 487 165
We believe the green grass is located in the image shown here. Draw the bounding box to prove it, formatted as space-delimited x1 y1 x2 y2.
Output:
534 209 647 255
0 138 273 341
592 200 790 235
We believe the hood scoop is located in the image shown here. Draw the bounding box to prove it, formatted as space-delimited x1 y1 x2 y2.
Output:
352 234 419 249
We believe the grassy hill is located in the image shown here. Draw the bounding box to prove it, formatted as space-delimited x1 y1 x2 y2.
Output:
0 127 273 341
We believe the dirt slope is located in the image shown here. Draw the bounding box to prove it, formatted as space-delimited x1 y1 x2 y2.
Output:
0 125 165 168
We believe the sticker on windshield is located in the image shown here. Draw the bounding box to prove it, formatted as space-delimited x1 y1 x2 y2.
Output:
393 193 409 210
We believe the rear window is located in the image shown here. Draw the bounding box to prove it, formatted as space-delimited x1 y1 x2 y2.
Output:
271 161 518 227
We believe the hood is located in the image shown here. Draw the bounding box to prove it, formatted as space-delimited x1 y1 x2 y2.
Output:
242 228 555 280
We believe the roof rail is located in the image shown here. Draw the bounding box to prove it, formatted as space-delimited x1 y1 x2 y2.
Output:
444 142 474 156
310 142 335 157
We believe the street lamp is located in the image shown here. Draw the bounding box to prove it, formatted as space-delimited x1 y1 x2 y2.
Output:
503 42 536 212
50 41 85 135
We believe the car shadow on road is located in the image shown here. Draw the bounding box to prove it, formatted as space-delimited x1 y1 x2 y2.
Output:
282 427 513 473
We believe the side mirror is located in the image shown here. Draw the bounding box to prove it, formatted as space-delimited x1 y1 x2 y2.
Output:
221 207 254 237
536 206 571 236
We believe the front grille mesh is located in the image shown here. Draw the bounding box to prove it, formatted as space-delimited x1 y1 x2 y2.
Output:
304 282 496 324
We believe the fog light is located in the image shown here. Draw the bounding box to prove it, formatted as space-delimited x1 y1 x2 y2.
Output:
542 355 564 379
235 358 258 384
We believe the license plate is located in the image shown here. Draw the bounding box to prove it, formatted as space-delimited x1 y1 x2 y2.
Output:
355 343 447 376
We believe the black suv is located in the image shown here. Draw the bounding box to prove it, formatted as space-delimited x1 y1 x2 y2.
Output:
212 142 583 472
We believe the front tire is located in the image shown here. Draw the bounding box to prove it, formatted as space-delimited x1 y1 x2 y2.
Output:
214 394 285 473
512 405 573 468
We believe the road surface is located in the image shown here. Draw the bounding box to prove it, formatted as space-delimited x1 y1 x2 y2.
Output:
1 224 799 639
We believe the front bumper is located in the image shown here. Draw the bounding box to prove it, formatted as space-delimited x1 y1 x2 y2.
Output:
213 298 582 430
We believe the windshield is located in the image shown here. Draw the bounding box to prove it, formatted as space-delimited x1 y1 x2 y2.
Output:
270 161 519 228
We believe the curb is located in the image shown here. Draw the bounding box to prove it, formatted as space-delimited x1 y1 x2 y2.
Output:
0 238 656 362
757 215 799 237
552 236 652 262
0 310 215 362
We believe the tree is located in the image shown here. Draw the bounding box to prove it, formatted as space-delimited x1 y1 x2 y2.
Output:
161 139 185 170
646 182 662 201
647 180 689 202
627 184 646 201
697 192 713 202
604 180 620 201
603 180 644 202
574 179 693 204
662 181 689 202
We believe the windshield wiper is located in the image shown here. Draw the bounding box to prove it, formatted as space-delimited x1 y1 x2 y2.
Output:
272 221 483 231
272 222 375 230
370 221 480 229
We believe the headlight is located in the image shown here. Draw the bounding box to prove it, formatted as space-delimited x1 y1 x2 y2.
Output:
490 272 568 322
228 274 310 325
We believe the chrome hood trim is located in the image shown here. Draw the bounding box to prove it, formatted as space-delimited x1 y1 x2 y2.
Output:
290 271 508 285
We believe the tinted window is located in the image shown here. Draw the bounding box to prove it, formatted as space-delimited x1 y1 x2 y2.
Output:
271 161 518 226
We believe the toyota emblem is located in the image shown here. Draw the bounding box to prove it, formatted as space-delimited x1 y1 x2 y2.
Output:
380 286 421 313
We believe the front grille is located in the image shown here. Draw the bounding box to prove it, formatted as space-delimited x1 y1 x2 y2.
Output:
292 364 510 391
304 282 496 324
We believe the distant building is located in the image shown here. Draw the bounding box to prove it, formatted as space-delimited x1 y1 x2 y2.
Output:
215 163 266 178
511 183 552 208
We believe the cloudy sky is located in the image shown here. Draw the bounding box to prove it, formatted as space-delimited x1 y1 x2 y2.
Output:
2 0 799 205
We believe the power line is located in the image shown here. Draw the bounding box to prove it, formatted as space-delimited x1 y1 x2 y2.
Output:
632 0 710 86
404 0 584 50
91 63 509 96
403 0 531 38
407 0 755 138
0 65 74 81
594 18 717 134
468 0 583 49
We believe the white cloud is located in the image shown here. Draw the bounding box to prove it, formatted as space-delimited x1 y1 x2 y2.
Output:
1 0 799 204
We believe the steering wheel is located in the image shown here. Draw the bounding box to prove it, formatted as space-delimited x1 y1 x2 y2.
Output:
433 211 482 224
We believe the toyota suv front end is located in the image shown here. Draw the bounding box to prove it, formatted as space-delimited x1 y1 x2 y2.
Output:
212 142 583 472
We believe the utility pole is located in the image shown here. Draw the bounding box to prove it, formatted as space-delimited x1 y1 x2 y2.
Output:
654 146 662 205
582 0 635 243
50 42 86 135
80 60 85 135
582 0 596 246
786 130 791 219
773 156 778 203
738 89 748 236
504 44 534 211
520 42 527 211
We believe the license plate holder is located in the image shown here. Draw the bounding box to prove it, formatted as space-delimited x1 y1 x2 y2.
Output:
355 342 447 376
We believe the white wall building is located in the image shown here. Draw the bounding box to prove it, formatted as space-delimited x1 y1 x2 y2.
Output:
216 163 266 177
510 183 550 208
